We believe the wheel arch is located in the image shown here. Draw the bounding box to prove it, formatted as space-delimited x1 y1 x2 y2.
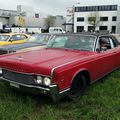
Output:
71 68 91 86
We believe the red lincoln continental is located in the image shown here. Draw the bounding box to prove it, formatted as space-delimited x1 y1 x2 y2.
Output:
0 33 120 102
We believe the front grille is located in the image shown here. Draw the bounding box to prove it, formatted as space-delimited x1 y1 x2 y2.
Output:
2 69 35 85
0 50 8 55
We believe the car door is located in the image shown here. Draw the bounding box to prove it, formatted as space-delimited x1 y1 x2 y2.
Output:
9 34 27 44
109 36 120 67
93 36 118 79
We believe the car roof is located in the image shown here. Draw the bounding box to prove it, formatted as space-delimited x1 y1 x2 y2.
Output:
54 32 109 37
55 32 119 37
32 33 55 35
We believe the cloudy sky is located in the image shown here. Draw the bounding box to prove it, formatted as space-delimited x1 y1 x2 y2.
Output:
0 0 120 16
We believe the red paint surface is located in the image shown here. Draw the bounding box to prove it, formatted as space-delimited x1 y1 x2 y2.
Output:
0 46 120 91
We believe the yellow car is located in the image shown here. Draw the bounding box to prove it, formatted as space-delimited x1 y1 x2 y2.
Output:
0 33 31 46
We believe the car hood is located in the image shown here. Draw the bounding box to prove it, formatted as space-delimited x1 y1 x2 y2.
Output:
0 42 44 51
0 48 95 76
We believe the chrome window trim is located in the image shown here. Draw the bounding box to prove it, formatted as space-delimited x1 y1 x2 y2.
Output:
47 34 97 51
95 35 111 51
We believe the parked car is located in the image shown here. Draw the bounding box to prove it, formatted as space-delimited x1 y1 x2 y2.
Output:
0 33 119 102
0 33 53 54
49 27 65 34
0 33 31 46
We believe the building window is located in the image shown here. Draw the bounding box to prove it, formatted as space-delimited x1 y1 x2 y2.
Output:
35 13 39 18
99 26 108 30
77 17 84 22
100 17 108 21
112 16 117 21
111 5 117 10
111 26 116 33
75 7 79 12
88 26 94 32
77 26 84 32
75 5 117 12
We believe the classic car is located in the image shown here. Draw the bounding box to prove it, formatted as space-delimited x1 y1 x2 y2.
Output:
0 33 54 54
0 33 119 102
0 33 31 46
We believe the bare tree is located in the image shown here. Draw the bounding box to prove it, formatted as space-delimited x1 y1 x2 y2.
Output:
44 15 55 31
87 12 100 32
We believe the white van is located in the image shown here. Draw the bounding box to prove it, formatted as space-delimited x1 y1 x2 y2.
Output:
49 27 65 34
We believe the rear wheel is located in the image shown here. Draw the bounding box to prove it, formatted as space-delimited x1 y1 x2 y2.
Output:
68 73 86 100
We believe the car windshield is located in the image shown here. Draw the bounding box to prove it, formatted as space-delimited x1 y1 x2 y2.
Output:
47 35 96 51
27 34 51 44
0 35 10 41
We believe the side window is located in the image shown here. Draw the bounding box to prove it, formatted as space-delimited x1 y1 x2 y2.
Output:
20 35 27 39
109 37 119 47
10 35 27 41
10 35 21 41
99 36 111 50
109 37 116 48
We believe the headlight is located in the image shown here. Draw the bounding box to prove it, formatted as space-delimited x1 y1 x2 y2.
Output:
35 76 42 84
43 77 51 86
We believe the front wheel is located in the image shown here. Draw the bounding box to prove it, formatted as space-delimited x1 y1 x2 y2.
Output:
68 74 86 100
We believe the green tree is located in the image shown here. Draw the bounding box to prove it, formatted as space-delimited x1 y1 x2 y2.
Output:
87 12 100 32
44 15 55 31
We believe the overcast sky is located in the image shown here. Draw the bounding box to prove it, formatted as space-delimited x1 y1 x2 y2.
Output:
0 0 120 16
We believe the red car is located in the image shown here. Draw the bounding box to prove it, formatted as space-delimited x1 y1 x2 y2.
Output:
0 33 120 102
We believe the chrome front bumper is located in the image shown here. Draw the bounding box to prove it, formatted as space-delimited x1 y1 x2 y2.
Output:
0 77 70 102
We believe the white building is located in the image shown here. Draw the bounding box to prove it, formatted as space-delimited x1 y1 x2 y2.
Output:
17 5 34 17
0 5 65 30
64 7 74 32
74 3 120 33
0 9 17 27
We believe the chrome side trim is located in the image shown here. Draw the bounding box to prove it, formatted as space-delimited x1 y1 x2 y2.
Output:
51 48 120 77
51 36 98 77
0 77 50 91
49 84 57 88
51 55 95 77
50 84 70 94
59 88 70 94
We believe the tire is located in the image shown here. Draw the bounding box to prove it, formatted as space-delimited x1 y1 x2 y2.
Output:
68 73 86 100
